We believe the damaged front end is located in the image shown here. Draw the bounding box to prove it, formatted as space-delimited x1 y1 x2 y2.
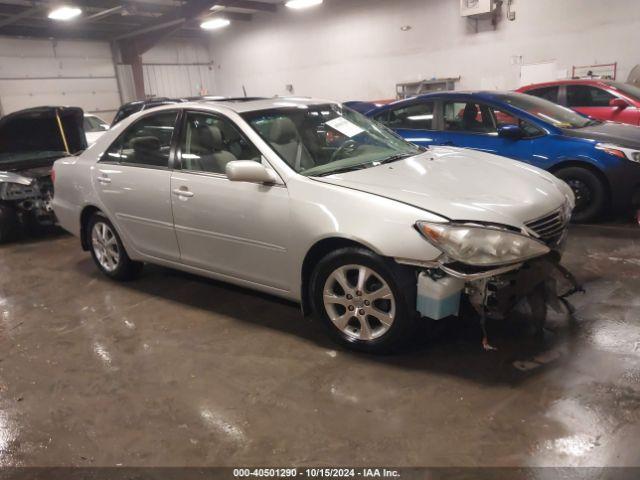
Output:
0 168 56 232
0 106 86 242
400 208 582 348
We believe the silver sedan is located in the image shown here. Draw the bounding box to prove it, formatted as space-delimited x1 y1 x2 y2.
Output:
53 98 575 353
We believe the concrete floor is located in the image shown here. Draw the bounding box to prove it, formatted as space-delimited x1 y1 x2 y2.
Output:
0 223 639 468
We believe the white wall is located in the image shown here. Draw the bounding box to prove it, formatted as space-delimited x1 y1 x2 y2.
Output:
0 37 120 120
209 0 640 101
117 39 216 103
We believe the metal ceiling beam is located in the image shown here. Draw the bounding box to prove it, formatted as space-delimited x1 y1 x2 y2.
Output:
112 17 183 40
0 5 41 28
85 5 125 21
213 0 277 12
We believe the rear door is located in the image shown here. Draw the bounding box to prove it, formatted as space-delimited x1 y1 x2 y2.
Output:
93 110 181 261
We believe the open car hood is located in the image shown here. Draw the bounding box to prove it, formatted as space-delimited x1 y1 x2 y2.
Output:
0 107 87 168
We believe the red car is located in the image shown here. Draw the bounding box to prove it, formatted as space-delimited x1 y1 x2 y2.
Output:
517 80 640 126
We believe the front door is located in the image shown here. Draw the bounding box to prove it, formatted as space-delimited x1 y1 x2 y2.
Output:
170 111 291 290
438 100 537 163
93 110 180 261
566 84 639 125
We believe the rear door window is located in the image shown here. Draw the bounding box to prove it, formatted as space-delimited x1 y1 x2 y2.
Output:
525 86 560 103
102 111 178 168
378 102 435 130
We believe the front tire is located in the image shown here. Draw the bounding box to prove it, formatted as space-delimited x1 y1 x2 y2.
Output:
554 167 606 223
310 247 417 354
87 212 142 281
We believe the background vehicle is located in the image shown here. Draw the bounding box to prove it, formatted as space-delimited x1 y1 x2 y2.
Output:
111 97 183 126
83 114 110 145
517 80 640 126
367 91 640 222
0 106 86 242
111 97 268 126
53 98 573 353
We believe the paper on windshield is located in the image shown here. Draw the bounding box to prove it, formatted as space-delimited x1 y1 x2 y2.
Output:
326 117 364 138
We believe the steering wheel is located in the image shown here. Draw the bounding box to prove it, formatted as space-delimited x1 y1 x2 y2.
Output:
330 139 361 162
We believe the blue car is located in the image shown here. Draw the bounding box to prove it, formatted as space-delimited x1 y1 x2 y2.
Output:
366 91 640 222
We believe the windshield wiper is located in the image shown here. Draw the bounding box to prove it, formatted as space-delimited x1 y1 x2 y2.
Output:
314 163 371 177
377 152 416 165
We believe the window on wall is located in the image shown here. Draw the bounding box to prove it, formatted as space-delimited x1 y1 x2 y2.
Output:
566 85 615 107
376 102 435 130
525 86 560 103
102 111 178 168
179 112 261 174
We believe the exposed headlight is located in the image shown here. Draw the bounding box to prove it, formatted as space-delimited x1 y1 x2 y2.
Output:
595 143 640 163
415 221 550 267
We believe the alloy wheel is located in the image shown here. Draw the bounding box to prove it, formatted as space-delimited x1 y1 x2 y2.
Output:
322 264 396 341
566 178 592 213
91 222 120 272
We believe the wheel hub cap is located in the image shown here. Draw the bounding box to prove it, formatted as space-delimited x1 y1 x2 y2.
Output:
91 222 120 272
323 264 396 342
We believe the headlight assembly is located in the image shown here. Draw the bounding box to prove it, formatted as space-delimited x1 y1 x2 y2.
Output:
415 221 550 267
595 143 640 163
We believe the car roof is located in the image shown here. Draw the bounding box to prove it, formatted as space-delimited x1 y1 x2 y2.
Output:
518 79 613 90
368 91 515 112
177 96 338 114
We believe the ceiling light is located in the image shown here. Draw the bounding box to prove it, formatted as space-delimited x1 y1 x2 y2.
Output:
200 18 231 30
48 5 82 21
285 0 323 10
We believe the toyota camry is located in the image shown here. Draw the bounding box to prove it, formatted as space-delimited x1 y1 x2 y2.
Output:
53 98 575 353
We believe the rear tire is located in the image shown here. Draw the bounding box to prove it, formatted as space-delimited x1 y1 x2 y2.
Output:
554 167 606 223
310 247 417 354
0 204 19 244
87 212 143 281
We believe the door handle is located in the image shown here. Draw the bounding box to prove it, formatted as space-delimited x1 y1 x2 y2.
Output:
172 187 194 198
97 175 111 185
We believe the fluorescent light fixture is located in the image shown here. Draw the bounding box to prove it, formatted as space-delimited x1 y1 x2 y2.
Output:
48 5 82 21
200 18 231 30
285 0 323 9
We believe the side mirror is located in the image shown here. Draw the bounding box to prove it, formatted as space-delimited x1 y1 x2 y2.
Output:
609 98 629 109
497 124 524 140
226 160 278 184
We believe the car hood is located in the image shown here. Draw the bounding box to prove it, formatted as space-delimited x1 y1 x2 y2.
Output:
313 147 568 227
562 121 640 148
0 106 86 165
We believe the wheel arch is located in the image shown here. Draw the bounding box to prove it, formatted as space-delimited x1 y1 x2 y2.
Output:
548 159 611 204
79 204 102 251
300 237 377 316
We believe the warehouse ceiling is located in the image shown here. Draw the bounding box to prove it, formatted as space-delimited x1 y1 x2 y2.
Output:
0 0 281 40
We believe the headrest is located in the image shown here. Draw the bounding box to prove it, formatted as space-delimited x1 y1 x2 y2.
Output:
463 103 478 121
130 136 160 152
191 124 224 152
268 117 298 144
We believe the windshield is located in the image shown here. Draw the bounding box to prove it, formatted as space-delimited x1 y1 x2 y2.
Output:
242 104 422 176
496 93 595 128
606 81 640 100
